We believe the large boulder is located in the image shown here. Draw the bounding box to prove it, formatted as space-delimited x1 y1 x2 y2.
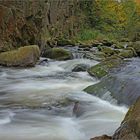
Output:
84 58 140 106
0 45 40 67
112 97 140 140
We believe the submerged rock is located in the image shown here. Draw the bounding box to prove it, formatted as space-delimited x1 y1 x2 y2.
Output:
112 97 140 140
72 64 89 72
0 45 40 67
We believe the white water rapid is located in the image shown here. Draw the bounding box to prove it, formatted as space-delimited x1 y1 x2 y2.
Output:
0 58 127 140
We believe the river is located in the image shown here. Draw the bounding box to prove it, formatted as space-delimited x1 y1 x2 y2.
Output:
0 58 127 140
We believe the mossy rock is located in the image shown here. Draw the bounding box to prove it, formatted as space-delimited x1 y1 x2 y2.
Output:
119 49 134 58
50 47 72 60
87 56 123 79
84 81 108 95
0 45 40 67
113 97 140 140
88 64 108 78
41 45 52 58
98 47 118 57
129 41 140 56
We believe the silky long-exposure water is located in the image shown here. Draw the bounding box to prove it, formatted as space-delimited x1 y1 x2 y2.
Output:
0 58 127 140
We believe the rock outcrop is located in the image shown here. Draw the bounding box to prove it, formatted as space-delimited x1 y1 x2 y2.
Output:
0 0 81 53
87 56 123 79
90 96 140 140
0 45 40 67
112 97 140 140
84 58 140 106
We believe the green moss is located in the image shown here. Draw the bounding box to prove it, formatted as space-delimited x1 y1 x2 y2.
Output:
84 82 103 94
88 64 108 78
50 48 72 60
99 47 116 57
119 50 134 58
87 56 123 79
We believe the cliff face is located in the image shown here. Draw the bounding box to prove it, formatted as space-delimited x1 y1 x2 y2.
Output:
0 0 81 52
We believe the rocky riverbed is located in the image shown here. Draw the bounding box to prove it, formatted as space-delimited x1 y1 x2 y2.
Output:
0 41 140 140
0 57 128 140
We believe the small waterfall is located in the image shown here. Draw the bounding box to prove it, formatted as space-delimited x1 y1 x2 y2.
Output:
61 46 86 59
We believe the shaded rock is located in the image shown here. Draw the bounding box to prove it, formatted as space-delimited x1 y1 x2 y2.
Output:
79 44 92 48
92 41 103 47
50 47 72 60
41 45 52 58
0 45 40 67
112 97 140 140
91 135 112 140
72 64 89 72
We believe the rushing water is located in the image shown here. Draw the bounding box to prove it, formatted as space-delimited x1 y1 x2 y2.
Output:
0 58 127 140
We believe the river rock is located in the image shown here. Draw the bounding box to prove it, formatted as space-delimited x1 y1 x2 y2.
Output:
87 56 123 79
49 47 72 60
98 47 115 57
72 64 89 72
0 45 40 67
129 41 140 56
112 97 140 140
37 58 48 65
84 58 140 106
119 49 135 58
90 135 112 140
